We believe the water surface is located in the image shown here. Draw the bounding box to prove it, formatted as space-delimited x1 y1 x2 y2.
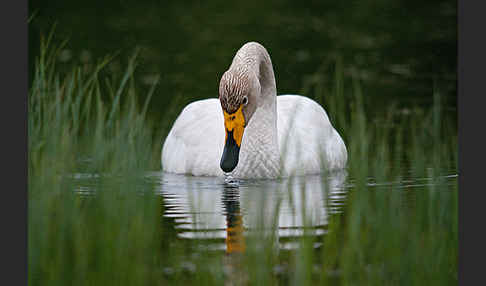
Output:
71 169 457 254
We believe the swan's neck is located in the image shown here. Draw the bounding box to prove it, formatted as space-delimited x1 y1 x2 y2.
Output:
231 42 277 108
230 43 280 178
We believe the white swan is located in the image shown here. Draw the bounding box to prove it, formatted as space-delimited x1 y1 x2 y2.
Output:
161 42 347 178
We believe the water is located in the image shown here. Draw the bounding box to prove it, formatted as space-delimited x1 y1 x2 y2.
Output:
69 170 457 254
153 172 347 252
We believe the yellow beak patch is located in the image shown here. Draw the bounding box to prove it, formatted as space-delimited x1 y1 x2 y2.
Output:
223 105 245 147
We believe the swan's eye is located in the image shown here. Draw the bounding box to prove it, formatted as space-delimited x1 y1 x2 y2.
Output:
242 96 248 106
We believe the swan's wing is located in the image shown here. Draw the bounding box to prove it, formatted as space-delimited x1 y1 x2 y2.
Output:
277 95 347 175
161 99 225 176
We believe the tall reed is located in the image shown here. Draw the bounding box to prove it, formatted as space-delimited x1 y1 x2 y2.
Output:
28 32 166 286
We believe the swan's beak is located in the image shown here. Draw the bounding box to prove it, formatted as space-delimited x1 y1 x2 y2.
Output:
221 105 245 173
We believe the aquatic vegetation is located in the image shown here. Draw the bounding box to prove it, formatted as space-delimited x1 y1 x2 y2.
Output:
28 34 457 285
28 33 164 286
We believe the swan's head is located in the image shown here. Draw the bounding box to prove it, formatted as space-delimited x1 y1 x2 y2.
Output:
218 69 259 173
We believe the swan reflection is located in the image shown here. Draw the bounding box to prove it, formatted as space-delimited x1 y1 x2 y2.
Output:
152 170 348 253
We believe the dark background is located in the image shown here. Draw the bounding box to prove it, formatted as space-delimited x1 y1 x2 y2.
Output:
28 0 457 129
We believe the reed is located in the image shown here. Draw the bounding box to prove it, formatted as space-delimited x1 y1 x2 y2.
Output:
28 34 165 286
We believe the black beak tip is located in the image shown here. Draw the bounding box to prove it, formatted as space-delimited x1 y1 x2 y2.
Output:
220 161 237 173
220 130 240 173
220 145 240 172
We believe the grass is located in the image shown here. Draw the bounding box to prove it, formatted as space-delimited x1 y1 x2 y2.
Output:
28 34 457 285
28 32 164 286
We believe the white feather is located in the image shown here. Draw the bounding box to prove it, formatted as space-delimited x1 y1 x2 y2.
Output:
161 95 347 178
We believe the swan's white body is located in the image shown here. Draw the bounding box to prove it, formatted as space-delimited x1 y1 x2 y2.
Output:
162 95 347 178
161 42 347 178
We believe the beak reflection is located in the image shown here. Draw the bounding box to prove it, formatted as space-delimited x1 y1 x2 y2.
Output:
223 187 245 254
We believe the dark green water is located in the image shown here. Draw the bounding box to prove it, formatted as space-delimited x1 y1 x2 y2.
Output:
29 0 456 133
68 170 457 255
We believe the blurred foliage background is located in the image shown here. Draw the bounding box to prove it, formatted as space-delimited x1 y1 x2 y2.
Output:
29 0 456 132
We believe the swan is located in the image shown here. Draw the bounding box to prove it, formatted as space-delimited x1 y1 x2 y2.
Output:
161 42 347 178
